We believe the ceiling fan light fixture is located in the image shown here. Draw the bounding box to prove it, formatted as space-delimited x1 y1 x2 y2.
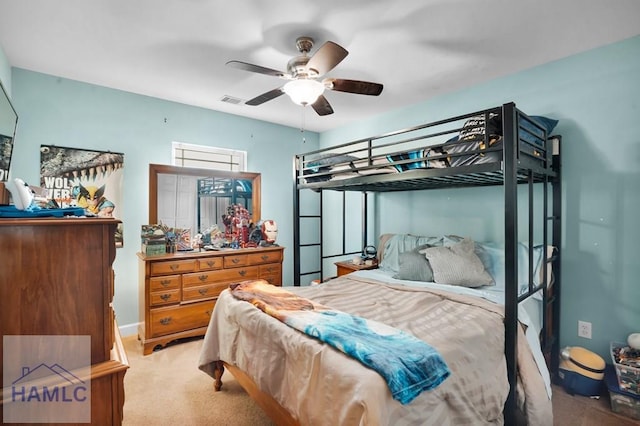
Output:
283 79 324 106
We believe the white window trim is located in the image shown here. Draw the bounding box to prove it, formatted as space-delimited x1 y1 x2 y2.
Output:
172 141 247 171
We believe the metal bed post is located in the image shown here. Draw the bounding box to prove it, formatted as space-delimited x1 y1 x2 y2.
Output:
502 102 519 425
293 155 301 286
362 192 368 253
551 137 563 377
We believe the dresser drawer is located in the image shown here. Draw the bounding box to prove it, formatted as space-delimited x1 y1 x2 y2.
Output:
259 263 281 277
224 254 248 268
198 257 223 271
248 250 283 265
150 275 180 291
215 265 260 283
150 259 197 276
259 263 282 286
182 283 227 302
150 289 181 306
182 271 217 287
149 301 215 338
183 266 260 287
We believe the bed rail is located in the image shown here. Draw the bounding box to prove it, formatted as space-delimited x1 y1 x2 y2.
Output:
294 103 557 192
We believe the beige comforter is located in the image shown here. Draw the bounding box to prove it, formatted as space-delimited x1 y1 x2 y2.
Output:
198 274 552 425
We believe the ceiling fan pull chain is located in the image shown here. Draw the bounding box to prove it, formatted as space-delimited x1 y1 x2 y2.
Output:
300 107 306 143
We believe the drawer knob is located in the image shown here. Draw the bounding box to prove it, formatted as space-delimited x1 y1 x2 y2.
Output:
261 255 269 261
205 310 212 316
198 274 208 282
206 261 215 267
169 264 179 271
198 288 209 295
239 270 247 277
231 258 240 264
159 317 172 325
160 294 171 301
160 280 171 287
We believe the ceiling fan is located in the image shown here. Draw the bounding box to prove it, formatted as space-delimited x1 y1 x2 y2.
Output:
226 36 383 116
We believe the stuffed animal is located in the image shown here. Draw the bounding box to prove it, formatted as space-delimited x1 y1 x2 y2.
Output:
628 333 640 350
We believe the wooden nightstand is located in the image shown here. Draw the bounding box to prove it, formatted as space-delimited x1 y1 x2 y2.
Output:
335 260 378 277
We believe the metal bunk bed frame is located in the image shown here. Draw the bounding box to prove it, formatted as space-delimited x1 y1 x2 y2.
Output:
292 102 561 424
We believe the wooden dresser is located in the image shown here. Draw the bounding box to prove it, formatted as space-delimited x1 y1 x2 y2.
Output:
137 245 284 355
0 217 128 425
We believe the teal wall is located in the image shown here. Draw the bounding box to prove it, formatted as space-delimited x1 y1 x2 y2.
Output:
5 35 639 360
9 69 319 330
320 35 640 359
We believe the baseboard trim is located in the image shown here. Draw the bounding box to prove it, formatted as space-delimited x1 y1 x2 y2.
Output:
118 322 139 337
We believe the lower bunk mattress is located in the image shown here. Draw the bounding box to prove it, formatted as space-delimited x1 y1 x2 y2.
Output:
198 273 552 425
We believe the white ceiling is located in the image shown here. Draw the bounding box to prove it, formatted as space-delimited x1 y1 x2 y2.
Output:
0 0 639 133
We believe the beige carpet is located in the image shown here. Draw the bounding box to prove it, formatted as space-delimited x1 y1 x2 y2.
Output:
122 335 639 425
122 335 274 425
551 383 639 426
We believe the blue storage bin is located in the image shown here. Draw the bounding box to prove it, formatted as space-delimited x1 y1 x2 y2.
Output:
605 364 640 420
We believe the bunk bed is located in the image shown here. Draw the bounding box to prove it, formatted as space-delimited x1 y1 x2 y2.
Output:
198 102 562 425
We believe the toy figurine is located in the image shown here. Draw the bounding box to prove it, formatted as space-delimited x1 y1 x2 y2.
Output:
260 220 278 246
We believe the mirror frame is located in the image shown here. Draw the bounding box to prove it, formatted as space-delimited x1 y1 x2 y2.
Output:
0 79 18 183
148 163 261 227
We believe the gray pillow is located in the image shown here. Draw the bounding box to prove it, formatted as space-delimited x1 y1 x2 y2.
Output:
419 238 494 287
393 244 434 282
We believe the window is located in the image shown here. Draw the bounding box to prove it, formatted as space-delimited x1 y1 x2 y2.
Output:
172 142 246 171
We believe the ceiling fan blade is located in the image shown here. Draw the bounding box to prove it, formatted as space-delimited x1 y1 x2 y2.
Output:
245 88 285 106
226 60 287 78
326 78 383 96
311 95 334 116
305 41 348 76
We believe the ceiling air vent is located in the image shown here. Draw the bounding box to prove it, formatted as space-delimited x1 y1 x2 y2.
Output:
220 95 244 105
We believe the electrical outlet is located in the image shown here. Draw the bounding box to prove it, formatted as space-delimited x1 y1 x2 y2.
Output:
578 320 592 339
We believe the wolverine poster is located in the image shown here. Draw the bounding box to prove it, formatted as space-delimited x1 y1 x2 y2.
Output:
40 145 125 247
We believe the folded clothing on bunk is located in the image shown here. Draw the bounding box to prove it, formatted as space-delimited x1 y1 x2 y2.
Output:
444 113 559 167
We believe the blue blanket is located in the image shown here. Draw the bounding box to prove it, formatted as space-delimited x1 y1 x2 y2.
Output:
230 279 450 404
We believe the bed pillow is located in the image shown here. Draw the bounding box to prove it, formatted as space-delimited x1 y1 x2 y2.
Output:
419 238 494 287
474 241 547 293
379 234 444 273
393 244 434 282
520 116 559 147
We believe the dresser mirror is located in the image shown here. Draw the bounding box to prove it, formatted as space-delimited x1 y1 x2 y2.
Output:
0 80 18 182
148 163 261 234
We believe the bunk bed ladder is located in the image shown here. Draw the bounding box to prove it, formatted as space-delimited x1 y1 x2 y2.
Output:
293 179 323 285
294 151 370 285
